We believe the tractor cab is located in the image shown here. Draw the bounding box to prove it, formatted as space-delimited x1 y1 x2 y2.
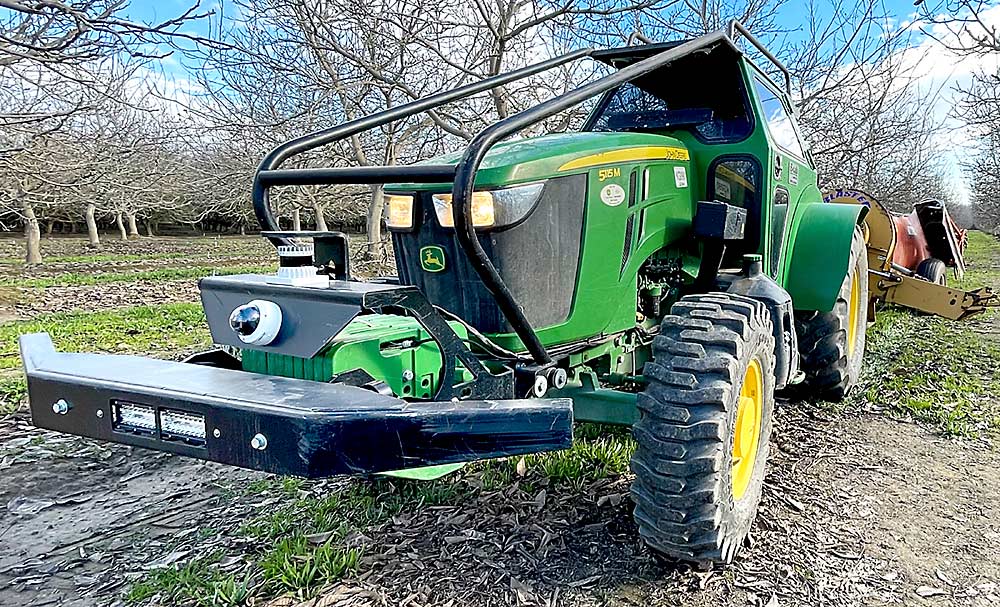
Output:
585 37 818 279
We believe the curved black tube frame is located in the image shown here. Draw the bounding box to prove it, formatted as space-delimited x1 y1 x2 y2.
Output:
252 48 593 247
252 24 748 366
726 19 792 97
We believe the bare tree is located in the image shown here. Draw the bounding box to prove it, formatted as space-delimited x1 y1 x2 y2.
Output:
188 0 678 257
912 0 1000 221
0 1 214 262
968 130 1000 231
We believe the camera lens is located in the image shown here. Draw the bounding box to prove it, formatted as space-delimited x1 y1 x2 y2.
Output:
229 305 261 336
227 300 282 345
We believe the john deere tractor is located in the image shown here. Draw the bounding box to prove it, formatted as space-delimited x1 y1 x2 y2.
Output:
19 22 871 564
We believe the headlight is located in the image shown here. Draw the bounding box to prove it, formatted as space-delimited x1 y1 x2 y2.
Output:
433 182 544 229
432 191 495 228
160 408 207 442
385 194 414 229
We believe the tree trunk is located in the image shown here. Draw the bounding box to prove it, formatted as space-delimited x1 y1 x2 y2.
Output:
292 208 302 231
45 221 55 236
366 184 385 258
85 204 100 247
313 201 328 231
115 211 127 240
126 212 139 239
22 200 42 264
145 221 155 237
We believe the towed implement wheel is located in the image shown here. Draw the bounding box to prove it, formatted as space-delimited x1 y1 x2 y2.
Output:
631 293 776 565
794 227 868 400
916 258 947 286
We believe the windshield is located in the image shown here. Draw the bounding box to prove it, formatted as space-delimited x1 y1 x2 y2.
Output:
584 53 753 143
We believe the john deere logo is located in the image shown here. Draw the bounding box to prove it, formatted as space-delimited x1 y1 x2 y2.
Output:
419 246 446 273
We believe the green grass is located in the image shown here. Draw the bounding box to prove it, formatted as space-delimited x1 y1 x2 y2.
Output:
847 230 1000 437
126 553 250 606
961 230 999 266
852 309 1000 437
956 230 1000 289
0 375 26 417
2 251 273 267
241 478 466 543
0 236 273 266
0 251 195 265
475 423 635 490
10 264 274 288
0 304 209 371
258 536 361 595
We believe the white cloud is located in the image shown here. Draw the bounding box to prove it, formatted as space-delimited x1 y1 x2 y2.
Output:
894 3 1000 203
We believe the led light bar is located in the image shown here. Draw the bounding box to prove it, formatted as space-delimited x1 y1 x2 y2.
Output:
160 408 207 442
113 401 156 435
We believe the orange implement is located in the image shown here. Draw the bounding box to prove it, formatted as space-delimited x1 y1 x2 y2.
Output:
823 189 996 320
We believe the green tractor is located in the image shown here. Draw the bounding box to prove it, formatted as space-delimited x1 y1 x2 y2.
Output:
19 22 869 565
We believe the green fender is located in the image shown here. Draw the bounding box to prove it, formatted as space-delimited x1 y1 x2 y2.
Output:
782 197 867 312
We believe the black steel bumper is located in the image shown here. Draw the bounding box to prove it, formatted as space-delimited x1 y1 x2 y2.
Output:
19 333 573 477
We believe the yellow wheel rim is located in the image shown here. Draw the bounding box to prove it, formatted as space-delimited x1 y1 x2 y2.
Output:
732 358 763 501
847 268 860 357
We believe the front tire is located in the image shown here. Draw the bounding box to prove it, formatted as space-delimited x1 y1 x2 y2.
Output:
794 227 868 401
631 293 776 565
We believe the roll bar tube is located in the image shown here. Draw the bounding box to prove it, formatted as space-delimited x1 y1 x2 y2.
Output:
252 47 594 247
726 19 792 97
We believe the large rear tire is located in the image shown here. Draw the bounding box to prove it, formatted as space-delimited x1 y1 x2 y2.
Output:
794 227 868 401
916 257 947 286
631 293 776 565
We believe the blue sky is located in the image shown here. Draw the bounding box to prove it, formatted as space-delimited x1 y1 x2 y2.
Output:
125 0 930 53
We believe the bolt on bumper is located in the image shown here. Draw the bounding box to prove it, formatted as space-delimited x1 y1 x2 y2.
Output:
18 333 573 478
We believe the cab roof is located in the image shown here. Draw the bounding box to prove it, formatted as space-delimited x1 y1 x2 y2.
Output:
591 40 689 68
592 38 742 70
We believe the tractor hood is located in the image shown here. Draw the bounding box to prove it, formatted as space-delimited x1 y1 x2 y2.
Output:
388 131 688 190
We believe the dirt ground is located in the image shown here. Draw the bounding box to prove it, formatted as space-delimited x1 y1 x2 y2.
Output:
1 235 998 607
1 403 997 607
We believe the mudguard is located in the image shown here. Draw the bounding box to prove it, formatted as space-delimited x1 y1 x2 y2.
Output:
782 197 867 312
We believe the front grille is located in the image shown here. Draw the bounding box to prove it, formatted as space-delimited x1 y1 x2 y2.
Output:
390 175 587 335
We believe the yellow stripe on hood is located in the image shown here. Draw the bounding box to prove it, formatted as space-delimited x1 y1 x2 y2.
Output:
558 146 689 171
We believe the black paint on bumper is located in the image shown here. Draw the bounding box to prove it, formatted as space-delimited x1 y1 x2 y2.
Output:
19 333 573 477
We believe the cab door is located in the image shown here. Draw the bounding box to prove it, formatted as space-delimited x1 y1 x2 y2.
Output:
748 73 816 277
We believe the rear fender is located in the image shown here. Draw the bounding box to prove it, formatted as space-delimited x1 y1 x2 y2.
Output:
782 197 867 312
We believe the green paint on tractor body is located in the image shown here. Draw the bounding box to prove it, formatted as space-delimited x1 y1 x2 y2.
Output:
245 51 862 425
241 315 472 398
395 131 687 190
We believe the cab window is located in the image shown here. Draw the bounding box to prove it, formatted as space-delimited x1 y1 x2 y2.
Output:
709 157 762 262
752 77 805 158
585 49 753 143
